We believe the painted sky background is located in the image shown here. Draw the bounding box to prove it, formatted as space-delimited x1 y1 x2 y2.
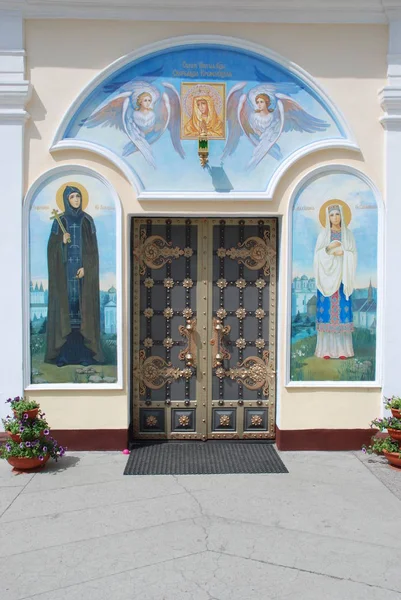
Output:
65 44 344 194
29 174 117 292
292 172 378 289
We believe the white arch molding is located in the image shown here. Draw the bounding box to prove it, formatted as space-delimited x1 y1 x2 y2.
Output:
23 165 123 390
285 164 383 388
50 35 360 202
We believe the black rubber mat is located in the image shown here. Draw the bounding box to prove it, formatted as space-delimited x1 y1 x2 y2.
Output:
124 441 288 475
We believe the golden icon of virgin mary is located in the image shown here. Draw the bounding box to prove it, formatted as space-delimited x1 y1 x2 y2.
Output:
181 82 226 140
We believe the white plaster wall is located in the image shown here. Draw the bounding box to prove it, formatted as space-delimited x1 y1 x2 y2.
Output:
23 20 387 431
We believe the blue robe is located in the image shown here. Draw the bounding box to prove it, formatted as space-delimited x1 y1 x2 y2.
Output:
316 230 354 334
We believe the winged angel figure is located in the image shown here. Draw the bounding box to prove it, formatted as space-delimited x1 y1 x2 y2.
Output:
81 81 184 169
222 82 330 170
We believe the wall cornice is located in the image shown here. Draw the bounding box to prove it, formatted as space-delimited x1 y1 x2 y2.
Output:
0 0 399 24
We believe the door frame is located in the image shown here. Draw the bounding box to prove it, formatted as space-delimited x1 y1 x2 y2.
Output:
128 212 283 441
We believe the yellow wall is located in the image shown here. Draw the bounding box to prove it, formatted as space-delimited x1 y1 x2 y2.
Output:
24 20 387 431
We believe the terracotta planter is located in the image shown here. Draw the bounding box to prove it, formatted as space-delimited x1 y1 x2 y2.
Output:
383 450 401 469
7 430 44 443
7 454 50 471
391 408 401 419
13 408 39 420
387 428 401 442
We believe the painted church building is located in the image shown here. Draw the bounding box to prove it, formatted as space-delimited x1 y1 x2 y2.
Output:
1 0 401 450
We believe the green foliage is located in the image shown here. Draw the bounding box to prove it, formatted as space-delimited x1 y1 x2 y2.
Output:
1 398 65 462
371 416 401 431
384 396 401 410
362 436 401 457
6 396 39 416
3 415 48 440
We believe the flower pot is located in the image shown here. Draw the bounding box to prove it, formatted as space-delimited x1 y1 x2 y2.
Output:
391 408 401 419
7 430 44 443
383 450 401 469
13 408 39 420
387 428 401 442
7 454 50 471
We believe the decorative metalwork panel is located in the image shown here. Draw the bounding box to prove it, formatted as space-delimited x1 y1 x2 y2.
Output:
133 218 204 438
132 217 277 440
209 219 277 439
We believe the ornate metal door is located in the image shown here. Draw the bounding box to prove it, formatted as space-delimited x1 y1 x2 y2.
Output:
132 217 277 440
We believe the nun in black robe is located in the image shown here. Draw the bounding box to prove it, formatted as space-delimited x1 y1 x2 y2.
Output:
45 185 104 366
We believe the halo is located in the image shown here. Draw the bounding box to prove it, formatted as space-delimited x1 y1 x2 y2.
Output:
319 199 352 227
56 182 89 212
130 82 160 108
248 85 277 111
183 83 223 118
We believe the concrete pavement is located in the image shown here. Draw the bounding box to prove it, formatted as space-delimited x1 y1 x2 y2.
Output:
1 449 400 600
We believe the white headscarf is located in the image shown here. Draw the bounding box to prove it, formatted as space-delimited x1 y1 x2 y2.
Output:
313 203 357 300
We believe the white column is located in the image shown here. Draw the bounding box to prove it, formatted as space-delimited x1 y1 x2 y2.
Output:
0 11 31 427
380 20 401 404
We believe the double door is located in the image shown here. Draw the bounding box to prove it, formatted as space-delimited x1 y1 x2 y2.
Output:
132 217 277 440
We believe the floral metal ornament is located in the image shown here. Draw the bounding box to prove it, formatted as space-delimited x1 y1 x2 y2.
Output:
236 338 247 349
178 415 190 427
182 308 193 319
227 350 274 397
220 415 231 427
134 350 187 396
143 308 154 318
144 278 154 288
183 247 194 258
224 231 276 276
217 247 227 258
255 308 266 319
180 368 193 379
182 278 194 289
235 308 247 320
250 415 263 427
215 367 226 379
143 337 154 348
146 415 159 427
255 338 266 349
163 307 174 319
235 278 247 289
217 278 228 289
134 229 184 275
216 308 227 319
164 278 174 289
163 337 174 349
255 278 266 289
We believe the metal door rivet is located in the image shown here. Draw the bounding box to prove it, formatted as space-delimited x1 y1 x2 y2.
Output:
202 419 206 422
202 386 206 390
203 403 206 406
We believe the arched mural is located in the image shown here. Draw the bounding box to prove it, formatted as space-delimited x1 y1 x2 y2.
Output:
25 167 121 388
53 38 357 198
289 168 380 384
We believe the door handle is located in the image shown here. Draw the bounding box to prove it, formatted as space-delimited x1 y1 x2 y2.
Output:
210 317 231 368
179 318 197 367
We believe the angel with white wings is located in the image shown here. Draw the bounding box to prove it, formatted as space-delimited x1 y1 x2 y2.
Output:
80 81 184 169
222 82 330 170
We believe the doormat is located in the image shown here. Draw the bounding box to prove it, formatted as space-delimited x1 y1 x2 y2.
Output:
123 441 288 475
